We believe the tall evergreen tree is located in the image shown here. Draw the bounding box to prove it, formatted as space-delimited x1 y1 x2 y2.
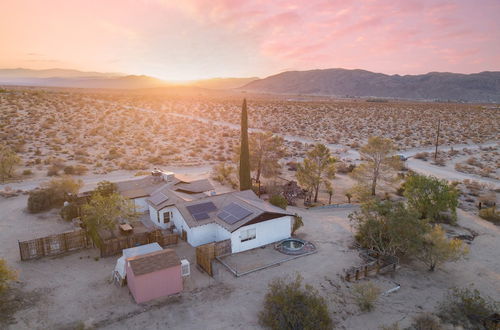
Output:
239 99 252 190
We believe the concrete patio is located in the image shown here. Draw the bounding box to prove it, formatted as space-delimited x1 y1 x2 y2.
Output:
217 241 317 277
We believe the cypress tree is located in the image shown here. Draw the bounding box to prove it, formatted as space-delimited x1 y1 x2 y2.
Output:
239 98 252 190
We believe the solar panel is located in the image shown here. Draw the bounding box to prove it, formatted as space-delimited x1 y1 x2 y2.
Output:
186 202 217 215
186 202 217 221
149 192 168 205
193 212 210 221
217 203 252 225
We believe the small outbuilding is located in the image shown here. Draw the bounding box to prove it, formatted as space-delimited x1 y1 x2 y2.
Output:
126 248 182 303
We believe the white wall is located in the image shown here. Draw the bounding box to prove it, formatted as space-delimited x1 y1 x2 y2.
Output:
230 216 292 253
149 205 159 224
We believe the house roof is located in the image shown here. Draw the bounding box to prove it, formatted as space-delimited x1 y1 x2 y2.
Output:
127 248 180 276
176 190 294 233
147 179 214 210
174 179 214 194
115 176 180 199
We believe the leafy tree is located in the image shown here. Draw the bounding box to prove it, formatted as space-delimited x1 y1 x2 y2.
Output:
296 144 336 203
325 181 334 204
417 225 468 271
249 131 285 183
403 174 459 223
351 137 401 196
0 144 21 182
349 200 429 256
345 193 352 203
81 192 137 247
259 274 333 330
94 180 117 197
292 214 304 235
269 194 287 210
0 258 17 294
239 99 252 191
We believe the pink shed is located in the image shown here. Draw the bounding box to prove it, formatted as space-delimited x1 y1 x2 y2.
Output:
126 248 183 304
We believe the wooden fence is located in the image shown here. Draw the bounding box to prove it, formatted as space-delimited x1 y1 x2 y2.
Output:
99 230 178 257
196 240 232 276
18 229 91 261
343 251 399 282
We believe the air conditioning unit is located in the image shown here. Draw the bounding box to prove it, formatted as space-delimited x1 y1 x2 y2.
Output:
181 259 190 277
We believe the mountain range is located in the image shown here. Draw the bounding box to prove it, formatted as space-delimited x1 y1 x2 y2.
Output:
241 69 500 103
1 68 499 102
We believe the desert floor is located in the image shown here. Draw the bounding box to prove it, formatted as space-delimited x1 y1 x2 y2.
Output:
1 88 499 329
1 173 499 330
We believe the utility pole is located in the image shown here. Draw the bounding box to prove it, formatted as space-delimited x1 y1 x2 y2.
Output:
434 118 441 161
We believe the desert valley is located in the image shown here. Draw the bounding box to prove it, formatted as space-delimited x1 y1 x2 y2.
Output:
1 1 500 330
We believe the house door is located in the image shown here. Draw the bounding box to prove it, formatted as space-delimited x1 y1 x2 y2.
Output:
181 229 187 242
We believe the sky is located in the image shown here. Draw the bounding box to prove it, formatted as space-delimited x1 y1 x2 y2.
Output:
1 0 499 81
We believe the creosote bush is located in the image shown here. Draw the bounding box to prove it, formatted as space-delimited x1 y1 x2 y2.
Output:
478 207 500 224
0 258 17 294
437 286 499 330
352 282 381 312
259 274 333 330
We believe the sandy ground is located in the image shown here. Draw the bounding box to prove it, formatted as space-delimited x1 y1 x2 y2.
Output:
1 192 498 330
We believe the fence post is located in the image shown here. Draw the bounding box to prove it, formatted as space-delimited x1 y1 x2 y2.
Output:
355 269 360 280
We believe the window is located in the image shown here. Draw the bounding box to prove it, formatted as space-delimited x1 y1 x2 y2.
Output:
240 228 256 242
163 211 172 223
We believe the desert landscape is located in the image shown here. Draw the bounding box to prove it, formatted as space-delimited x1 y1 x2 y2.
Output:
1 85 499 330
1 1 500 329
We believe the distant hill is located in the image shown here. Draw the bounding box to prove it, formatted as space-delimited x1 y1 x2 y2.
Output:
241 69 500 103
190 77 259 89
0 68 167 89
0 68 122 78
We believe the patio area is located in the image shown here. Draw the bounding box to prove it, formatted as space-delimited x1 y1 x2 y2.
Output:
216 241 317 277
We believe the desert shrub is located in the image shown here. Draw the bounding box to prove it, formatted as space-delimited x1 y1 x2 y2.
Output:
414 152 429 160
410 313 442 330
336 161 356 174
437 287 499 329
27 189 58 213
22 169 32 176
292 214 304 235
478 207 500 224
352 282 380 312
63 165 74 175
269 194 287 210
259 274 333 330
73 165 88 175
134 170 150 177
28 177 83 213
379 323 400 330
60 202 79 221
0 258 17 294
47 165 59 176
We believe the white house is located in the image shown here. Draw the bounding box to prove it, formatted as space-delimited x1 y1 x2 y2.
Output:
114 170 215 213
147 189 294 254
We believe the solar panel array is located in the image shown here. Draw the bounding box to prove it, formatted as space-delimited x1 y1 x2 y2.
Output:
186 202 217 222
150 192 169 206
217 203 252 225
